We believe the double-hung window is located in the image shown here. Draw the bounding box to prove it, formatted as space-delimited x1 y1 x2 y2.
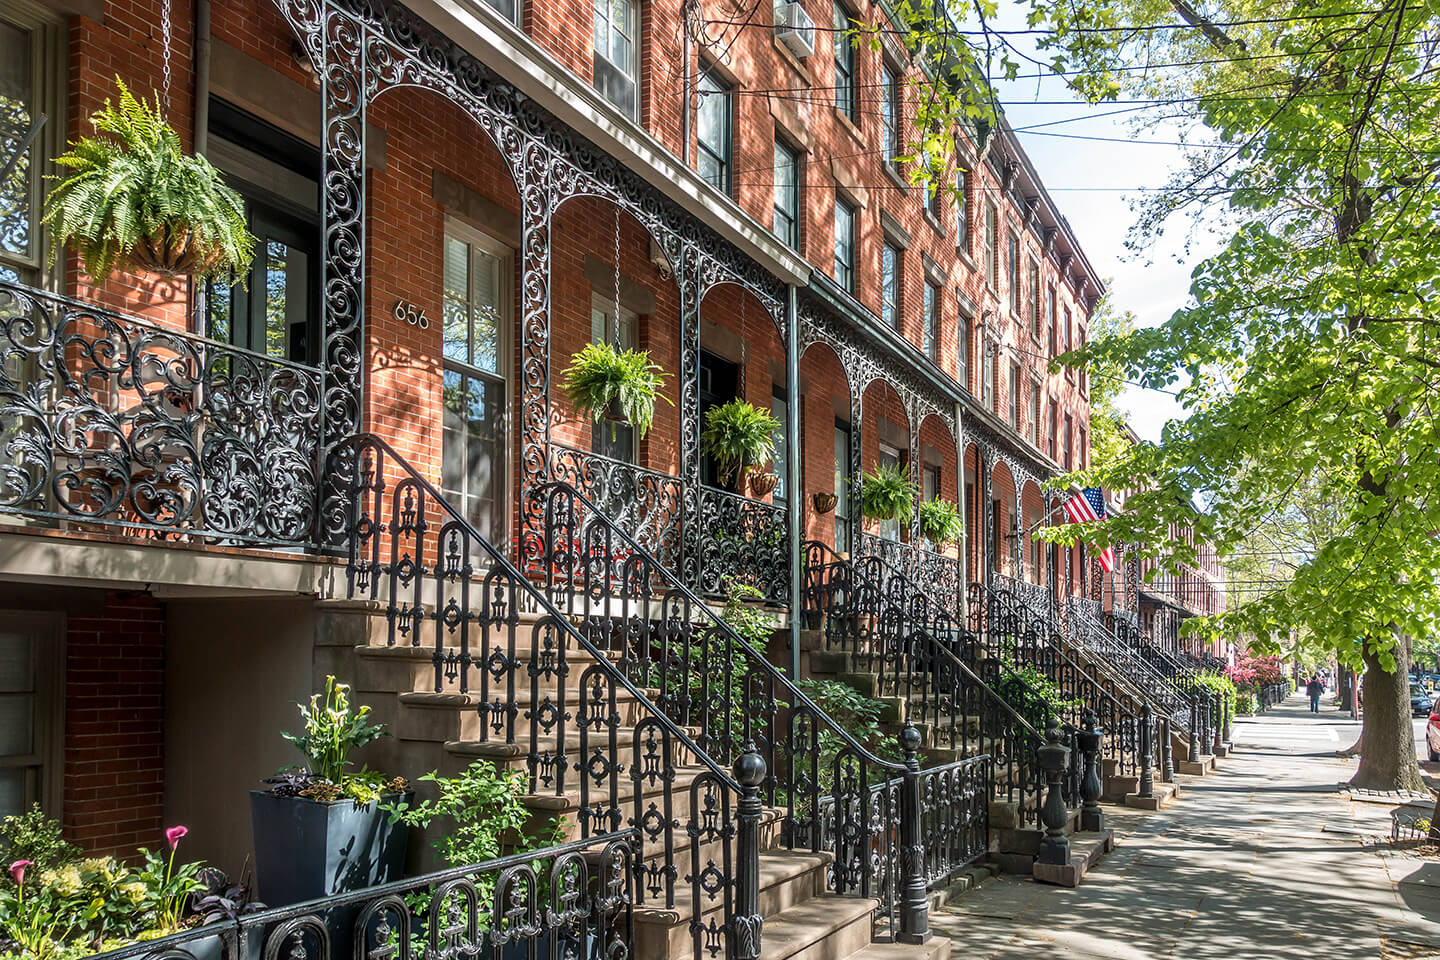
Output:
1063 413 1073 469
983 204 998 290
1009 362 1020 428
1063 307 1074 376
697 68 732 194
1007 231 1020 315
1029 385 1041 444
441 224 510 543
773 137 800 249
833 3 857 121
959 308 971 387
923 280 939 359
0 10 62 287
881 241 901 329
880 66 899 171
1049 401 1058 460
1028 260 1041 338
0 612 62 819
834 196 856 293
1047 286 1057 358
592 0 638 117
1078 326 1089 394
955 169 970 252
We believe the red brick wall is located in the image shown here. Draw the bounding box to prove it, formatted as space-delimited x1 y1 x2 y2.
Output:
798 342 849 548
63 592 166 862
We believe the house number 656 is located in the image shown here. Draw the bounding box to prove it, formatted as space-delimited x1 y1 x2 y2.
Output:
394 300 430 330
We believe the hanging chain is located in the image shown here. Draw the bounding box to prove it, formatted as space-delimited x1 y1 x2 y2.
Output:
612 205 622 347
159 0 173 113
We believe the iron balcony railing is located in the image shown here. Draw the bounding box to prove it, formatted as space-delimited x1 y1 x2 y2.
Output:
86 831 638 960
856 531 964 608
344 434 986 957
0 278 322 546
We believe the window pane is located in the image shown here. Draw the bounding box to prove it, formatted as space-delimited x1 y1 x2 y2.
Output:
0 694 31 755
443 236 471 364
262 240 310 360
0 19 35 262
441 369 507 542
881 244 897 328
773 139 797 247
470 248 502 373
697 71 730 191
0 767 26 821
770 393 787 499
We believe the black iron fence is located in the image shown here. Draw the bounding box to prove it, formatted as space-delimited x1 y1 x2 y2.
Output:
0 278 322 546
345 434 986 957
88 832 637 960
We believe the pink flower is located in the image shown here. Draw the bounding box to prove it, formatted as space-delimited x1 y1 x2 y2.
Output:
9 860 32 886
165 825 189 849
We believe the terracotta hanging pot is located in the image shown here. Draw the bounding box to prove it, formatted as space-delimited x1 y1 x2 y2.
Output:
812 492 838 515
749 472 780 498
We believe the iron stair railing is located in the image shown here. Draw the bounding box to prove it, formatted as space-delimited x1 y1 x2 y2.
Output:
343 435 986 957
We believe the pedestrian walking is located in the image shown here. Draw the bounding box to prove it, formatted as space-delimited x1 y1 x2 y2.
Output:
1307 674 1325 713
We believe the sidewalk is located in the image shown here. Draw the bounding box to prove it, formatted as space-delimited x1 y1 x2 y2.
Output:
932 693 1440 959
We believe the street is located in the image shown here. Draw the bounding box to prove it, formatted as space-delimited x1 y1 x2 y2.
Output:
932 694 1440 959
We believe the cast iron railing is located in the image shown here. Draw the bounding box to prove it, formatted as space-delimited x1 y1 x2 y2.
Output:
0 278 322 545
549 442 683 570
972 582 1147 781
1064 598 1199 735
345 435 984 955
87 832 636 960
857 531 964 609
696 484 789 603
804 541 1053 828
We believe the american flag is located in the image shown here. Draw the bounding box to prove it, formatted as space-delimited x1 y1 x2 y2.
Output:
1064 487 1115 572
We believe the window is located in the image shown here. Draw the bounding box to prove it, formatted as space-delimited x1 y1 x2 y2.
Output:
923 170 941 220
955 169 970 252
1007 231 1020 315
1063 413 1073 469
0 10 61 286
204 101 321 363
987 347 999 415
441 224 510 543
771 385 789 500
1009 362 1020 429
959 308 971 387
1028 260 1041 338
878 443 903 540
923 280 939 359
923 462 941 504
1079 425 1088 470
834 419 852 553
1029 385 1041 444
700 350 740 487
1078 325 1089 393
590 291 639 464
881 241 900 329
880 66 899 171
773 137 800 249
1048 400 1058 460
1047 286 1057 357
592 0 638 116
833 3 857 121
834 195 856 292
983 204 998 290
697 68 732 194
0 612 63 820
1063 307 1074 377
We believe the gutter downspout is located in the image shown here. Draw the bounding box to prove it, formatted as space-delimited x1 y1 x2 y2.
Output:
193 0 210 153
954 400 966 623
680 0 692 166
786 283 802 680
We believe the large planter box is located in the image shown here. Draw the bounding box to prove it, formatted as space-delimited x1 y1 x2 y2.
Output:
250 790 411 907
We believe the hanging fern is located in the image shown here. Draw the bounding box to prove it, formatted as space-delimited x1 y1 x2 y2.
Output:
43 77 255 281
861 463 916 523
917 497 964 545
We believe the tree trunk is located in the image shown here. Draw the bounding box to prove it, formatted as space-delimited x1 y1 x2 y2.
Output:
1350 635 1425 792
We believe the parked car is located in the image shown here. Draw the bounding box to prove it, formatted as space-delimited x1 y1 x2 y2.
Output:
1414 683 1435 718
1427 709 1440 762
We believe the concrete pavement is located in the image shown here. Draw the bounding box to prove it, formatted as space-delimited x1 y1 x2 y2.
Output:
932 693 1440 959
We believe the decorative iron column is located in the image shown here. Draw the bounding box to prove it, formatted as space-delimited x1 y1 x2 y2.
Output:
678 247 704 586
733 745 765 960
897 722 931 944
955 402 968 620
786 284 801 678
1160 716 1174 782
981 447 994 587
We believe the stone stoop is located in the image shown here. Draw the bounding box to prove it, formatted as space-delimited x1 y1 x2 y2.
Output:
929 863 1003 909
1124 782 1180 811
842 936 953 960
1177 755 1217 776
1031 830 1115 888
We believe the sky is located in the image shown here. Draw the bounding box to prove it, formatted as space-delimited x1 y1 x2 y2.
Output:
989 67 1224 442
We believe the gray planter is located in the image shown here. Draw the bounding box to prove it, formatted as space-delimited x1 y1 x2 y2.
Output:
249 790 411 907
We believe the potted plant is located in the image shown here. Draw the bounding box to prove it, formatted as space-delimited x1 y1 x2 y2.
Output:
861 463 916 526
43 77 254 281
561 341 671 439
917 497 964 546
250 676 411 908
701 399 781 494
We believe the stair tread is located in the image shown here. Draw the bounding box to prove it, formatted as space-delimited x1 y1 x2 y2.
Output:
844 938 952 960
357 643 623 664
756 893 879 960
398 687 656 708
634 850 832 925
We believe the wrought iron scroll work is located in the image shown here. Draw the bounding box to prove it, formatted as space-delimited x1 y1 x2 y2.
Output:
273 0 787 555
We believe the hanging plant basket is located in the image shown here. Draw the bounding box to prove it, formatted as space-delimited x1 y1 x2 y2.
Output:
603 396 631 424
128 223 230 276
561 341 671 439
749 472 780 498
812 492 838 515
701 399 781 489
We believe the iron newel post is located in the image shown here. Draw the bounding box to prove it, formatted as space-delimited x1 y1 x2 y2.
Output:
898 721 931 944
733 745 766 960
1078 711 1105 832
1037 726 1072 865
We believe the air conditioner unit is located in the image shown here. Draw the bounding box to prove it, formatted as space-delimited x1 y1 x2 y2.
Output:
776 2 816 59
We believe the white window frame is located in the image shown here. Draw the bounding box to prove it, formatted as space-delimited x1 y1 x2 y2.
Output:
0 5 65 286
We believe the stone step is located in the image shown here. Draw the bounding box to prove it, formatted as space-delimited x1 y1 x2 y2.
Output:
1031 829 1114 887
759 894 884 960
389 687 658 742
633 850 831 959
353 642 623 693
1124 782 1180 811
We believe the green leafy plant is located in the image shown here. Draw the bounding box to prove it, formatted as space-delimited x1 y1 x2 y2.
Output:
1192 672 1238 724
995 665 1083 720
0 807 79 884
700 399 780 487
135 829 204 934
861 464 916 524
386 762 561 869
281 675 387 788
43 77 254 281
561 341 671 439
1235 691 1260 716
916 498 964 546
